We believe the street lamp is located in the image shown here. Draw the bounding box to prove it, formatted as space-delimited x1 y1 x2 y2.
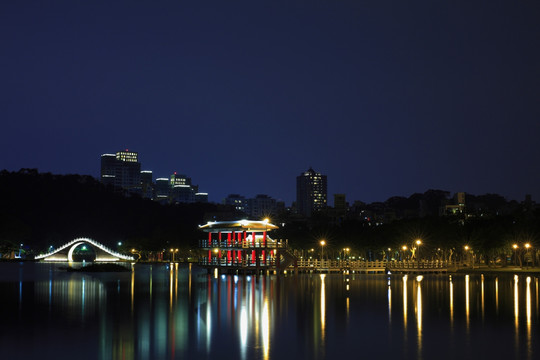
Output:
415 239 422 266
464 245 473 269
344 247 350 261
170 248 179 262
525 243 531 269
131 248 141 261
320 240 326 260
402 245 408 261
513 244 519 266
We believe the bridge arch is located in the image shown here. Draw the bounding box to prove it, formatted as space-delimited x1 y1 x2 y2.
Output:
35 238 134 262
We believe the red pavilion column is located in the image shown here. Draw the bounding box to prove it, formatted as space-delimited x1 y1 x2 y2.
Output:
251 231 256 265
227 233 232 265
263 231 267 266
218 232 222 265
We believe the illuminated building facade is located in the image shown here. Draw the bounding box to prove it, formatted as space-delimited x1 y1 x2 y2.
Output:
100 150 141 194
99 151 208 202
153 173 207 204
296 167 327 217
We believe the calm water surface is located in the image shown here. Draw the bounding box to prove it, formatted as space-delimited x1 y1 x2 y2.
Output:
0 262 537 359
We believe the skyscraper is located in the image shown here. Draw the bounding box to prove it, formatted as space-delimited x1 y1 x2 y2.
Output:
296 167 327 218
100 150 141 194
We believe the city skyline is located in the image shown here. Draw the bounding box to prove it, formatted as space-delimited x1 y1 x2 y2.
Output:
99 149 533 210
2 1 540 205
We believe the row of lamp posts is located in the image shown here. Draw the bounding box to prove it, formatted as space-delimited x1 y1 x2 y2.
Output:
513 243 532 268
312 239 535 269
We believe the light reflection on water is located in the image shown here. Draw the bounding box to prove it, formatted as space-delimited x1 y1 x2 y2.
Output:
0 262 538 360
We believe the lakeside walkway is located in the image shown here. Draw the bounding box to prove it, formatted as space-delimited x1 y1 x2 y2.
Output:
293 259 448 274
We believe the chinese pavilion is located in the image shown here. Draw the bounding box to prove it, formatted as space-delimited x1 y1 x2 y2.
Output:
198 219 296 274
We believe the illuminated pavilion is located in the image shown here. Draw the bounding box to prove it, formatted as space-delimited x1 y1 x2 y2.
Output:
199 220 296 274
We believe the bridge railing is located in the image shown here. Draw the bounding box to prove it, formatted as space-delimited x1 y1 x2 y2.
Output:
294 259 448 269
199 258 277 267
35 238 134 261
200 239 288 249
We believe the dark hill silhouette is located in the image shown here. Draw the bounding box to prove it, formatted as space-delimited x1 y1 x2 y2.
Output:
0 169 239 255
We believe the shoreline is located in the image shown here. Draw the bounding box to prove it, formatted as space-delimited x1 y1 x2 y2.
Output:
451 266 540 276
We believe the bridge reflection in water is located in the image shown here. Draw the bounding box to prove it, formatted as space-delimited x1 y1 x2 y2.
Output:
2 263 539 360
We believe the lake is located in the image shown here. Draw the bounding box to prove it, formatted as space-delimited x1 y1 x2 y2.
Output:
0 262 537 359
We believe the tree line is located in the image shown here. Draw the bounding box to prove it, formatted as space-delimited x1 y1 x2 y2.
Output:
1 169 538 266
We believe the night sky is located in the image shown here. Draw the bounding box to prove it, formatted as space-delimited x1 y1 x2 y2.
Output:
2 1 540 205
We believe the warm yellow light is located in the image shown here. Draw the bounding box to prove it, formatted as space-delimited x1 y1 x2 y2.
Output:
213 248 219 253
263 218 269 223
525 243 531 249
513 244 518 249
464 245 470 251
320 240 326 246
415 239 422 246
402 245 407 251
345 248 350 252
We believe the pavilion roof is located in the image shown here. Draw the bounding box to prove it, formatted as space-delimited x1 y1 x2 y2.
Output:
199 220 278 232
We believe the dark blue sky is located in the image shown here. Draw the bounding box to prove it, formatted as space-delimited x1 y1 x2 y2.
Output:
2 0 540 205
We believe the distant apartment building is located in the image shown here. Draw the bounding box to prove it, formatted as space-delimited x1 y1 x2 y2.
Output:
443 192 466 215
327 193 347 225
100 150 141 194
334 194 347 211
224 194 248 213
195 192 209 203
296 167 327 217
223 194 277 218
247 194 277 218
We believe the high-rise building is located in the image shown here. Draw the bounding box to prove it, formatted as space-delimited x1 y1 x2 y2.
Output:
170 172 191 187
155 178 170 201
140 170 154 199
100 150 141 194
296 167 327 217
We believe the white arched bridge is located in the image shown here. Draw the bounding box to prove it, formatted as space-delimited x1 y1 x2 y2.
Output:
35 238 135 262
